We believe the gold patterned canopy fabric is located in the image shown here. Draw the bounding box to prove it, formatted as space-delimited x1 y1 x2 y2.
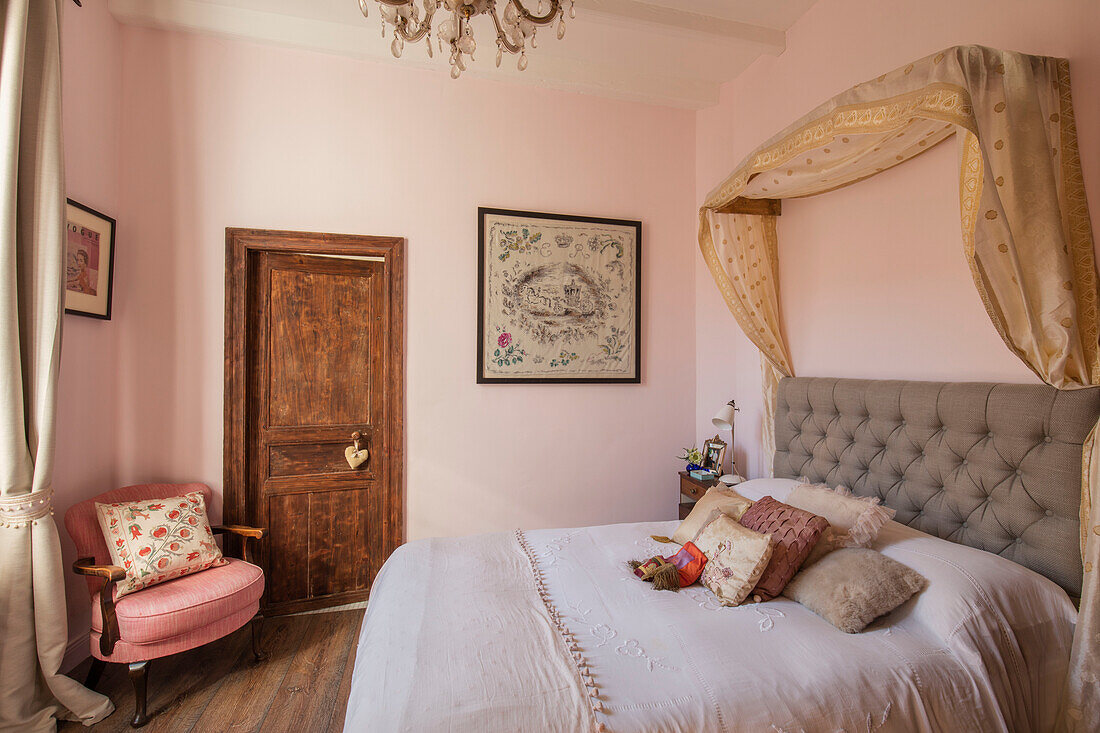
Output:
698 45 1098 730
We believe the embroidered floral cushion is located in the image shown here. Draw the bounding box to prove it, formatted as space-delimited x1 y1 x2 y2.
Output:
692 514 773 606
95 491 227 598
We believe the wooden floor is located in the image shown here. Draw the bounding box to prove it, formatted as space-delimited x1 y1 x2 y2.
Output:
62 610 362 733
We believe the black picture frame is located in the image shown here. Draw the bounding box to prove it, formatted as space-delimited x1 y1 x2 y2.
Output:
477 207 641 384
64 198 116 320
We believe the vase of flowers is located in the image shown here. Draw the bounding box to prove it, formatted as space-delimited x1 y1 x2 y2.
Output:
677 445 704 472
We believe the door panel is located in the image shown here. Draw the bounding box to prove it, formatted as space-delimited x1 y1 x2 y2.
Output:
308 488 371 597
266 493 311 605
267 267 374 427
225 231 403 616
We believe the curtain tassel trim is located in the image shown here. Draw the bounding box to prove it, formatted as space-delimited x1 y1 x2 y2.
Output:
514 529 608 733
0 487 54 528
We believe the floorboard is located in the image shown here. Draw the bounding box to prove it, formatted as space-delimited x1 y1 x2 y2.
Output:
61 610 363 733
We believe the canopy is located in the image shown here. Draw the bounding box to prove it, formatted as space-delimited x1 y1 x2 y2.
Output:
698 45 1097 730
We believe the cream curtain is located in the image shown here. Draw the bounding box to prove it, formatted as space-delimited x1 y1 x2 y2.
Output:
701 211 791 470
0 0 113 729
698 45 1098 729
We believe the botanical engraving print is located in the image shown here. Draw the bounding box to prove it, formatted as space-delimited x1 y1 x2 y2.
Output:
479 209 640 382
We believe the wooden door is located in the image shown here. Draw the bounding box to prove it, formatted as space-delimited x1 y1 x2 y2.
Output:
224 229 404 615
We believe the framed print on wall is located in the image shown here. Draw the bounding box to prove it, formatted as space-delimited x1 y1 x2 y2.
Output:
478 207 641 384
64 199 116 320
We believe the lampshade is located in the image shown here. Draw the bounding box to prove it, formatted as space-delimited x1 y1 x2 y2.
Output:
712 403 737 431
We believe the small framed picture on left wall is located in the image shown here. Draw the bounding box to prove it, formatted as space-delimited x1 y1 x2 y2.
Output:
64 199 115 320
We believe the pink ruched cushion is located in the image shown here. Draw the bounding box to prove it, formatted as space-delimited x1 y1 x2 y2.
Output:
739 496 828 600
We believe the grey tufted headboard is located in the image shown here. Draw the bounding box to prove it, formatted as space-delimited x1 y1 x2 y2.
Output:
774 377 1100 598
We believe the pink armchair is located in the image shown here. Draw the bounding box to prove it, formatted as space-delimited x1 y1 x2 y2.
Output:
64 482 266 728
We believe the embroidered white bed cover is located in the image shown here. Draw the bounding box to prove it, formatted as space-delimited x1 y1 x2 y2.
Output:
343 519 1074 732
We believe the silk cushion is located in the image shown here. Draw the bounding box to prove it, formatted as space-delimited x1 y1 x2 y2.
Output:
672 486 754 545
692 514 773 606
96 491 227 598
738 496 828 600
783 547 927 633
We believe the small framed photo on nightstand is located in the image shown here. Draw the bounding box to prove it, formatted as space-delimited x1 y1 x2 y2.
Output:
702 434 727 474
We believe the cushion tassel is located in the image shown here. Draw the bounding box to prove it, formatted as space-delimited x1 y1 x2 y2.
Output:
651 563 681 592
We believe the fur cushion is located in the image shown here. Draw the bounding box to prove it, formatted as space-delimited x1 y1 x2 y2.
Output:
672 486 754 546
783 547 927 633
738 497 828 600
692 514 773 606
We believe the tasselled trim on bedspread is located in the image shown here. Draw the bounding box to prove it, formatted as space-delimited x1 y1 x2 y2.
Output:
514 529 608 733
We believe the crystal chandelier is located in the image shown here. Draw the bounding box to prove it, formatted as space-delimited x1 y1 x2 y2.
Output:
358 0 576 78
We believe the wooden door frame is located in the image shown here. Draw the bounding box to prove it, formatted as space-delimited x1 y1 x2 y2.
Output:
223 228 406 577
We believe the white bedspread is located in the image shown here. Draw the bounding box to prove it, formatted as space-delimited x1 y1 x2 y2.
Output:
344 520 1076 732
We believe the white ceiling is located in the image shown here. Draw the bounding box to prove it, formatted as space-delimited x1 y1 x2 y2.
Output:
107 0 819 108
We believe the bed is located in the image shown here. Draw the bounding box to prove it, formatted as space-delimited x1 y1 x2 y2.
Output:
344 378 1099 732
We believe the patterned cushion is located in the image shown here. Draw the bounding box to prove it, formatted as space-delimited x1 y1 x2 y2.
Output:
96 491 227 598
672 486 754 545
739 496 828 600
692 514 773 606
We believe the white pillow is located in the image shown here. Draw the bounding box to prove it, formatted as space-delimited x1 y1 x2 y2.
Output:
732 478 799 503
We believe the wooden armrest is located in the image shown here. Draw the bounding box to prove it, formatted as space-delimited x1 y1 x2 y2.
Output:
72 557 126 582
212 525 266 564
212 524 267 540
73 557 123 656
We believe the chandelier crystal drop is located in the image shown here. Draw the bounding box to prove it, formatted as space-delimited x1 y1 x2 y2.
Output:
358 0 575 78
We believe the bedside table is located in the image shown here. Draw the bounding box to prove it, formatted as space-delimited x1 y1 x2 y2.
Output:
678 470 718 519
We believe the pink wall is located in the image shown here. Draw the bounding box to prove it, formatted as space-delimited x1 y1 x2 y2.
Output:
55 4 697 663
695 0 1100 478
58 0 122 668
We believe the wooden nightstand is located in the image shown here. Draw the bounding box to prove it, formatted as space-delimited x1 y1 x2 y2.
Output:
678 470 718 519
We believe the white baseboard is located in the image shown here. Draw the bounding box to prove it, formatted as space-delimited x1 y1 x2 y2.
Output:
62 633 90 674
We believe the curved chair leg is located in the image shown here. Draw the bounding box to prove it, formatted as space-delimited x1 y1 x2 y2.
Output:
251 613 266 662
128 661 150 728
85 658 106 690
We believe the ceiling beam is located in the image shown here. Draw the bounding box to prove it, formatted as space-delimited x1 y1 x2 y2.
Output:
575 0 786 54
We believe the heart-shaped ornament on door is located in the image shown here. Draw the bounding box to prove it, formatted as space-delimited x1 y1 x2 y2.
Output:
345 445 369 469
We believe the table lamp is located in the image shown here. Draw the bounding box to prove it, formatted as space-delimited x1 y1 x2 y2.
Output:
712 399 745 485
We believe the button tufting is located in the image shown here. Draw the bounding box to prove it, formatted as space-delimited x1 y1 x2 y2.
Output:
962 522 969 528
1045 510 1053 517
1015 470 1022 476
1044 436 1052 443
962 459 968 465
1015 538 1023 544
987 432 994 438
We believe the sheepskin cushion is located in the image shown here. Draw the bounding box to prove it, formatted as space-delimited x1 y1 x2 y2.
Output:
783 547 927 633
785 482 896 566
692 514 773 606
738 496 828 600
672 486 754 545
